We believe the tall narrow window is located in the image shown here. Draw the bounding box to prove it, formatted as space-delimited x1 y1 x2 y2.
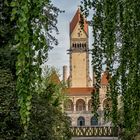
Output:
72 43 74 48
76 99 86 111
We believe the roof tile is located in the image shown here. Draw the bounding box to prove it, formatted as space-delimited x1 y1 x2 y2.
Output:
70 8 88 35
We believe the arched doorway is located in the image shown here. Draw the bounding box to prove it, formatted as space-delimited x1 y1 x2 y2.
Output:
76 99 86 111
77 116 85 126
91 116 98 126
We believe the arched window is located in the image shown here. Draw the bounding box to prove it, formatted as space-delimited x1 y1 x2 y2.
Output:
64 99 74 111
72 43 74 48
91 116 98 126
77 116 85 126
76 99 86 111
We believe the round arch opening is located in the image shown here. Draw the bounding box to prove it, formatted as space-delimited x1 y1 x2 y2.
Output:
64 99 74 111
76 99 86 111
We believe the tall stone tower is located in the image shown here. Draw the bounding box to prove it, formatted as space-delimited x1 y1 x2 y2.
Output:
64 9 109 127
69 9 90 87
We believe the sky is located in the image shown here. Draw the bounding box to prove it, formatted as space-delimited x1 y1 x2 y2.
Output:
47 0 93 78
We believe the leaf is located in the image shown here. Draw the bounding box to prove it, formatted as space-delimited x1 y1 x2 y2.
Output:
25 111 30 116
27 95 32 101
20 26 24 32
26 101 31 106
11 1 16 7
27 105 31 111
14 34 19 41
12 8 17 15
11 15 15 21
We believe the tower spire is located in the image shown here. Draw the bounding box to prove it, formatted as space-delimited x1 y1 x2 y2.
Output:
70 8 88 36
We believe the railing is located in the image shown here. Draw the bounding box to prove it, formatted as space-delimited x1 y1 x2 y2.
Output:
70 127 118 137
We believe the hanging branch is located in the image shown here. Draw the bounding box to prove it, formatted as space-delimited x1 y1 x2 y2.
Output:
119 0 140 137
81 0 140 138
103 0 118 126
10 0 62 137
81 0 104 117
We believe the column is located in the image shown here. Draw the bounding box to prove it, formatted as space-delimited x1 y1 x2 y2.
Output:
85 97 88 111
73 96 76 112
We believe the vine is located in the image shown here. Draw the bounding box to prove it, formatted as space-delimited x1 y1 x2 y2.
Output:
10 0 57 137
81 0 140 139
103 0 118 126
81 0 104 117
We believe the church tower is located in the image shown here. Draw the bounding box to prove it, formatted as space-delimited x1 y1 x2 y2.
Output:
64 9 109 127
69 9 90 87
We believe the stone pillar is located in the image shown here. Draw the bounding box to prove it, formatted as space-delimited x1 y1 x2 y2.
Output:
85 97 88 111
74 104 76 112
63 65 67 82
73 96 76 112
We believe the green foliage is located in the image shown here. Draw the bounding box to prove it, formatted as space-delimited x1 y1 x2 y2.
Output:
27 67 71 140
1 0 70 139
81 0 140 139
0 49 22 139
81 0 104 116
0 68 71 139
28 89 71 140
0 2 22 137
9 0 63 135
0 0 17 47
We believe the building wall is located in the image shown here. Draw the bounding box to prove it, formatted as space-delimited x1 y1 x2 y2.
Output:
71 52 87 87
65 94 108 126
65 10 110 127
99 85 108 110
71 23 87 39
70 22 89 87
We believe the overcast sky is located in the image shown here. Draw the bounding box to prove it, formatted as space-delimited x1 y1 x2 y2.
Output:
47 0 93 78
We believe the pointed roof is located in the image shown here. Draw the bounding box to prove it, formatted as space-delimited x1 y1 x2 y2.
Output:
70 8 88 35
50 70 61 84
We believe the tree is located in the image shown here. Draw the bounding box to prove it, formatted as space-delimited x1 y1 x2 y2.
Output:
10 0 63 136
27 67 71 140
0 1 22 139
81 0 140 139
1 0 67 138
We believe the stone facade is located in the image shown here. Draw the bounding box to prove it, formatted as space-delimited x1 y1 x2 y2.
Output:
63 9 110 127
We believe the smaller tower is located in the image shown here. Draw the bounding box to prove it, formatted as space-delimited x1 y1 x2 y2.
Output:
63 65 68 82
